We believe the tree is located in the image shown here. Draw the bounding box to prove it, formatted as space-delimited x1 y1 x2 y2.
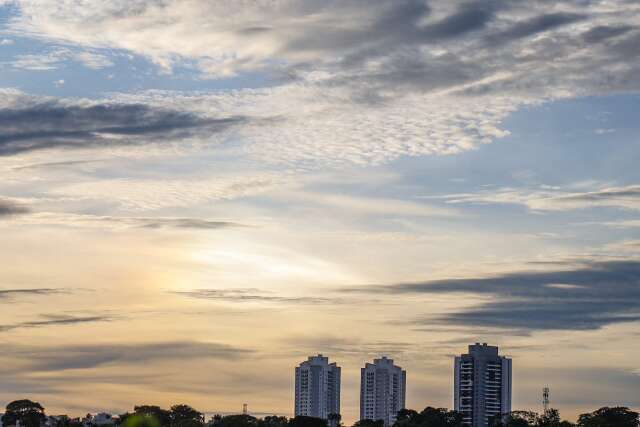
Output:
2 400 46 427
327 414 342 427
578 407 639 427
288 416 327 427
354 421 384 427
134 406 172 427
122 415 161 427
169 405 204 427
492 411 539 427
215 415 258 427
391 407 462 427
258 416 289 427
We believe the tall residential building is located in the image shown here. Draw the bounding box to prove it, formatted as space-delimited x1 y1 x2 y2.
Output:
454 343 512 427
360 356 407 427
294 355 341 422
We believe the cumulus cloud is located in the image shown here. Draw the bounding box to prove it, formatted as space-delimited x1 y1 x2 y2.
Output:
347 260 640 332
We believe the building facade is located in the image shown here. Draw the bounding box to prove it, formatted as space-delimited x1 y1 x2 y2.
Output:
294 355 341 422
360 356 407 427
454 343 512 427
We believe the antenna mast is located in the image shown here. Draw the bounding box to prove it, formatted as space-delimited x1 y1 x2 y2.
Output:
542 387 550 415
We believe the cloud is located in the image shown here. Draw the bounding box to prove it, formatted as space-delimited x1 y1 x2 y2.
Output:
0 98 244 156
346 260 640 332
2 341 253 371
0 288 62 298
0 38 14 45
8 212 249 230
174 288 343 305
9 47 114 70
487 12 585 44
0 198 30 216
0 313 114 332
46 173 280 211
2 1 636 168
437 184 640 211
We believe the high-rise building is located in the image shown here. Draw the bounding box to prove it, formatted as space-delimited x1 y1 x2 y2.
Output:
454 343 512 427
360 356 407 427
294 355 341 422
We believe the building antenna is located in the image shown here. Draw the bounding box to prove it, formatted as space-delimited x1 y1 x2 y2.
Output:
542 387 550 415
243 403 248 415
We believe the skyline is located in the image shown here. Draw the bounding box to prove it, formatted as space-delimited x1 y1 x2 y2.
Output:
1 0 639 424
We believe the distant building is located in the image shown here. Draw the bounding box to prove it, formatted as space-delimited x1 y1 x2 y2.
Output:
294 355 341 423
454 343 512 427
360 356 407 427
83 414 115 427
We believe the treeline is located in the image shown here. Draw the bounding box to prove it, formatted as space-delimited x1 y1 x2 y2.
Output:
2 400 638 427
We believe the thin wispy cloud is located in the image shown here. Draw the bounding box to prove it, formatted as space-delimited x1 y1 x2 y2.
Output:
0 288 63 299
174 288 343 305
0 313 114 332
7 212 249 231
1 341 253 371
434 184 640 212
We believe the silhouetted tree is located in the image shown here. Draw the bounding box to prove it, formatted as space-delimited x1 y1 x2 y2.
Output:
354 420 384 427
492 411 539 427
215 415 258 427
2 400 46 427
392 407 462 427
122 414 161 427
134 406 172 427
289 416 327 427
170 405 204 427
327 414 342 427
577 407 639 427
258 416 289 427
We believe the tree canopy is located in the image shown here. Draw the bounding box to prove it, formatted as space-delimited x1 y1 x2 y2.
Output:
393 407 463 427
2 399 46 427
577 407 639 427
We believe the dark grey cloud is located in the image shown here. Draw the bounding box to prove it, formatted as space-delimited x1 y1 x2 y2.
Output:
346 260 640 331
0 313 113 332
2 341 252 371
418 2 495 40
582 25 634 43
0 198 30 216
0 102 244 156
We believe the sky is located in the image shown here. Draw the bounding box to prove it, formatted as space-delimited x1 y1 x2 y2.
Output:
0 0 639 423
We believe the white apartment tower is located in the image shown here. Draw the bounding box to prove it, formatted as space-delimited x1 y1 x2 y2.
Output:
454 343 512 427
360 356 407 427
294 355 341 421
